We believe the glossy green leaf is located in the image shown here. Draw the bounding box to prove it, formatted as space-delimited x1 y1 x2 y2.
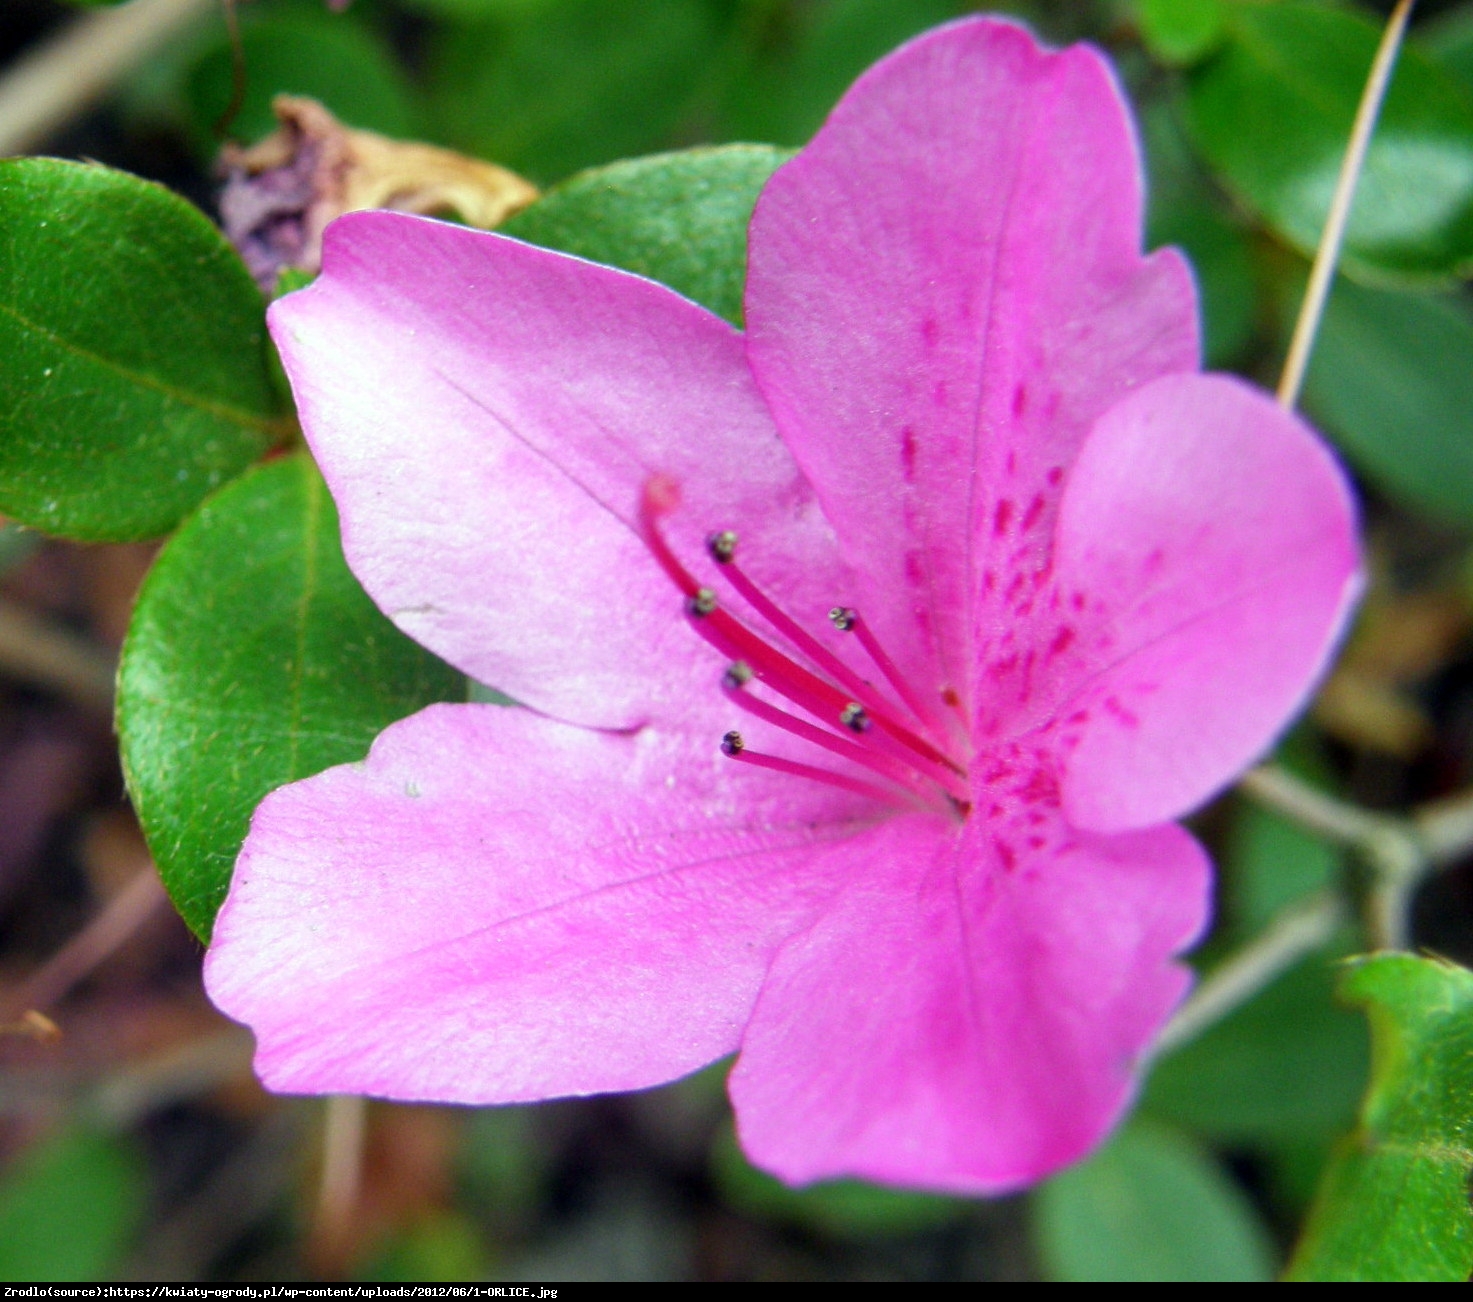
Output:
501 146 791 326
118 454 464 939
1187 2 1473 282
1288 954 1473 1282
1299 276 1473 528
1137 0 1226 66
0 159 284 540
426 0 723 185
0 1128 146 1281
185 9 417 154
1033 1119 1275 1282
710 1125 964 1239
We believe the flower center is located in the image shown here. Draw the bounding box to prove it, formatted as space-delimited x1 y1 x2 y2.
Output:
638 476 970 818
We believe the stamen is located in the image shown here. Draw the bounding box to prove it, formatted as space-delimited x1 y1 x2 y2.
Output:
719 731 918 808
723 665 943 803
830 606 947 735
638 476 968 792
840 702 870 733
717 542 889 715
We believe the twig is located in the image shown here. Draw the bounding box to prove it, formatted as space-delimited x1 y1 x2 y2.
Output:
91 1027 256 1126
0 596 116 711
5 867 167 1018
1240 764 1448 951
0 0 216 157
1277 0 1415 410
312 1094 369 1273
1155 890 1347 1057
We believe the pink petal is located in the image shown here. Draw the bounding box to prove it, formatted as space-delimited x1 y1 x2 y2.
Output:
269 213 848 730
729 793 1209 1192
745 17 1198 713
205 703 891 1101
1049 374 1360 832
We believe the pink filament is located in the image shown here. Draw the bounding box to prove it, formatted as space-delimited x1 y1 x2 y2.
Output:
723 745 916 808
639 476 970 803
723 676 944 807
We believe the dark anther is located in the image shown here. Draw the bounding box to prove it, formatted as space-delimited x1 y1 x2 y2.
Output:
829 606 858 632
840 702 870 732
686 587 718 617
722 661 753 690
707 530 738 564
721 730 745 756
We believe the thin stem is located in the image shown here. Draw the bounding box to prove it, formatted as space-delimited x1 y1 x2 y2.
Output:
1239 764 1436 951
0 597 116 712
313 1095 369 1272
1154 891 1346 1058
1238 764 1396 849
5 868 166 1018
0 0 215 157
1277 0 1415 410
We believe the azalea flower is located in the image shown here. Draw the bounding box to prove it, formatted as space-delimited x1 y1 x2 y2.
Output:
205 17 1360 1192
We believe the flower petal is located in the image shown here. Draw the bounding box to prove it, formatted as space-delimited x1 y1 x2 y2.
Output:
205 703 880 1102
269 212 845 730
745 16 1198 708
729 802 1209 1192
1050 373 1361 832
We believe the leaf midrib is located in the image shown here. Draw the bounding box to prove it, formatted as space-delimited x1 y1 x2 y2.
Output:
0 298 279 435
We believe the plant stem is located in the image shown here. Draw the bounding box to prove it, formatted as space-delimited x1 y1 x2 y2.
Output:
1239 763 1462 951
0 596 116 712
0 0 214 156
1277 0 1415 410
1155 890 1346 1057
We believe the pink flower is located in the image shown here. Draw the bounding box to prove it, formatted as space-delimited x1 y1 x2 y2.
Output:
205 17 1360 1192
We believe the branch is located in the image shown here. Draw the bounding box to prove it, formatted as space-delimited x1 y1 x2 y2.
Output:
1155 890 1346 1057
1277 0 1415 410
0 0 215 157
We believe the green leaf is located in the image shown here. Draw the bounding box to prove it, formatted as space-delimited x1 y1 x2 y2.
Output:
0 1128 146 1281
1033 1118 1276 1282
1298 276 1473 529
1187 2 1473 282
1137 0 1227 67
117 454 464 939
1423 6 1473 96
1144 959 1368 1146
1227 801 1341 939
500 146 791 326
710 1125 965 1239
0 159 284 540
1142 98 1258 368
185 9 417 154
426 0 723 185
1287 954 1473 1282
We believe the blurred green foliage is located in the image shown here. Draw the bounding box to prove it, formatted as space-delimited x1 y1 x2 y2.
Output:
0 1128 146 1281
1033 1118 1276 1282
